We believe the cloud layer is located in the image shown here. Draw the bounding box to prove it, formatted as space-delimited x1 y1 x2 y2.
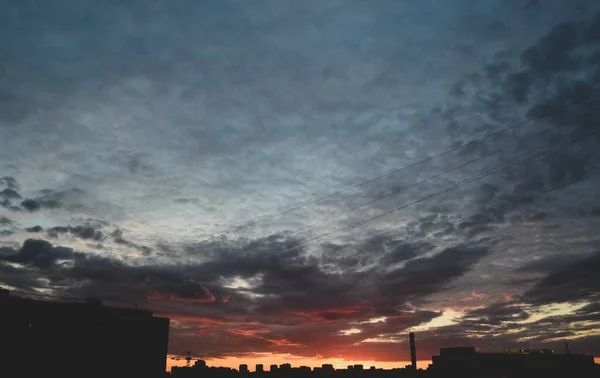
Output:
1 0 600 365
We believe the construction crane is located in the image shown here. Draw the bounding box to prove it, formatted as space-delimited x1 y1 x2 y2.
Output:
170 351 203 367
185 351 194 366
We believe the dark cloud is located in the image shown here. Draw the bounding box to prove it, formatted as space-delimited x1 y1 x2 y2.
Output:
111 229 152 256
0 239 75 269
461 302 530 326
13 187 90 213
21 198 62 212
0 238 216 305
174 198 201 205
20 199 41 212
0 176 19 189
0 234 491 359
0 217 13 226
47 225 104 241
0 188 21 200
25 225 43 233
379 240 435 265
457 212 503 233
521 250 600 305
0 187 21 209
318 235 433 271
404 11 600 275
517 254 581 273
380 244 491 299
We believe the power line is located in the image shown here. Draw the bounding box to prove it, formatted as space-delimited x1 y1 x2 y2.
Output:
188 125 597 275
225 100 585 233
187 106 600 270
266 106 600 239
289 129 597 253
384 168 600 248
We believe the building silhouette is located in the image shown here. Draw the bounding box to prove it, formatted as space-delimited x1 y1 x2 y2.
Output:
195 360 207 368
429 346 596 377
0 289 169 378
172 364 237 378
169 333 597 378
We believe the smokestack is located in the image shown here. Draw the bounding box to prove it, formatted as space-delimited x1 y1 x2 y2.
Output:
409 332 416 370
565 342 571 355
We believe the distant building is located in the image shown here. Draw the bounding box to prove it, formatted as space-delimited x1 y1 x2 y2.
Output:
0 290 169 378
430 346 596 376
172 365 236 378
270 364 279 372
239 364 249 373
256 364 264 373
195 360 207 368
280 363 291 370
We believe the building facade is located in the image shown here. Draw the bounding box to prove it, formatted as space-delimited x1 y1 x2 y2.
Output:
0 290 169 378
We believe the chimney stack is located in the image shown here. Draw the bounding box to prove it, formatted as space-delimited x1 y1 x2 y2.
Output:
409 332 416 370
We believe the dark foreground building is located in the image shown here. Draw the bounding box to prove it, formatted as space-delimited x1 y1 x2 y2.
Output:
0 289 169 378
430 346 596 377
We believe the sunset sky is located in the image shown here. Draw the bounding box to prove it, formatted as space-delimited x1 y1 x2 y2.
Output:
1 0 600 369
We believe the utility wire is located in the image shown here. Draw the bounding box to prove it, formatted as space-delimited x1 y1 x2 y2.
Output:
187 106 600 270
384 168 600 248
225 100 586 233
258 106 600 240
283 129 597 256
188 124 598 275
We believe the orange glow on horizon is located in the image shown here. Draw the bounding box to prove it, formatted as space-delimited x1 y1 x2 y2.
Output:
167 354 600 372
166 354 431 372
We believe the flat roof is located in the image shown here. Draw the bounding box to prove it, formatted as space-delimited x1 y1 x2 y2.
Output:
1 294 164 320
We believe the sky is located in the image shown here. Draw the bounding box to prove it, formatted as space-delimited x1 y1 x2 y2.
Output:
1 0 600 370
